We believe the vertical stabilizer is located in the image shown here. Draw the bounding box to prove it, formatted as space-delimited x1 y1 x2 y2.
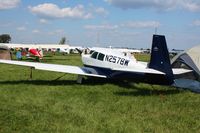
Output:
149 35 174 84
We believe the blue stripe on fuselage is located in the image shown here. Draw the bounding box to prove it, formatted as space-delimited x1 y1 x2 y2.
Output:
83 65 173 85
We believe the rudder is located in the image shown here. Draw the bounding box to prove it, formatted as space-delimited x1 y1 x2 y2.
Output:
148 35 174 84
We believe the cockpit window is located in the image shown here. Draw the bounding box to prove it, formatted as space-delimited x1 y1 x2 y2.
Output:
97 53 105 61
91 52 98 59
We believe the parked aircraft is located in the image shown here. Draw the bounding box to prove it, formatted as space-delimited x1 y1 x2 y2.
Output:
59 48 70 54
27 48 43 61
0 35 192 87
113 48 143 54
1 43 84 54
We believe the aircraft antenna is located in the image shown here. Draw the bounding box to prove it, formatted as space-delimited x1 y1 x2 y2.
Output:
65 36 69 45
155 27 158 35
97 32 100 47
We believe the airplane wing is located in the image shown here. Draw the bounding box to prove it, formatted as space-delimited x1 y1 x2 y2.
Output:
0 59 192 78
0 59 107 78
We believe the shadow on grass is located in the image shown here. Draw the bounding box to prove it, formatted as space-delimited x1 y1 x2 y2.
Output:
89 79 181 96
0 80 76 86
114 88 181 96
0 78 128 86
0 78 181 96
42 58 70 61
114 80 181 96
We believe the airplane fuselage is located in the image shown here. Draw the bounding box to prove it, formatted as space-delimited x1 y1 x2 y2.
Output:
80 48 173 85
81 49 146 70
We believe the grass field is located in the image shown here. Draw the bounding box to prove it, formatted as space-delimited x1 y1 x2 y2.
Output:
0 54 200 133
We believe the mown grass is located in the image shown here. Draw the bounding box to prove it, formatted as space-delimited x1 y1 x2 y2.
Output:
0 54 200 133
134 53 150 62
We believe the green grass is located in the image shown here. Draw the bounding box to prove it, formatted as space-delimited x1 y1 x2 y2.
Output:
134 54 150 62
0 54 200 133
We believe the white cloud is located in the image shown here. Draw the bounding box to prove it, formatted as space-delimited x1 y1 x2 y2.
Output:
0 0 20 10
84 24 119 30
105 0 200 12
88 3 109 17
39 19 49 24
29 3 92 19
121 21 160 28
48 29 64 35
0 22 13 27
95 7 109 16
32 29 40 33
181 1 200 12
105 0 176 10
16 26 26 31
85 21 160 30
192 20 200 26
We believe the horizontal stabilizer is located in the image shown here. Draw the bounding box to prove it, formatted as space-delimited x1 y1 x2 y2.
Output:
172 68 193 75
111 67 165 75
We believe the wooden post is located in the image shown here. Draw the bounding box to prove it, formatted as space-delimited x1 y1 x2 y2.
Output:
30 67 33 80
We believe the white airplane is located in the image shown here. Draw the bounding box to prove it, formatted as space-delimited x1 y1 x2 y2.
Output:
59 48 70 54
0 35 192 86
113 48 143 54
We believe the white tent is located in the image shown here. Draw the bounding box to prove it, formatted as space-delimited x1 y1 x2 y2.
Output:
0 44 11 60
171 45 200 81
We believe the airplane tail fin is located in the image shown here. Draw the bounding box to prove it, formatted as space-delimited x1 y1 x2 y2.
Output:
148 35 174 84
75 48 83 54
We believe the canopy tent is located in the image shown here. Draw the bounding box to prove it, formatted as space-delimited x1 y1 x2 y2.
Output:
171 45 200 81
0 44 11 60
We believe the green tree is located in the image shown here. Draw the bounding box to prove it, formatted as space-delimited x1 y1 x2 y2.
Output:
59 37 66 45
0 34 11 43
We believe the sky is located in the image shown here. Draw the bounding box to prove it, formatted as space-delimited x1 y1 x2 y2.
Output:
0 0 200 50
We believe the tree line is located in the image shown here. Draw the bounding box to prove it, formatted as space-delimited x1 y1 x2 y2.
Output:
0 34 11 43
0 34 68 44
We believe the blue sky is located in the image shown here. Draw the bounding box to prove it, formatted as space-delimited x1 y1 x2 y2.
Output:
0 0 200 49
